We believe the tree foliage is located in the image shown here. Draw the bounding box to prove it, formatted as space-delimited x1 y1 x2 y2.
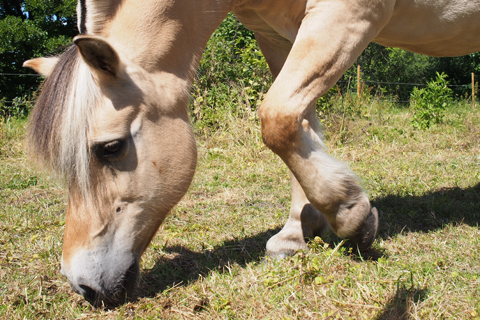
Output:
191 13 271 130
342 44 434 101
1 8 479 116
0 0 77 102
343 43 479 101
431 54 480 97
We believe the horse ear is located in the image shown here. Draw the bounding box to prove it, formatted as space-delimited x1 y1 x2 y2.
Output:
23 57 59 77
74 35 121 80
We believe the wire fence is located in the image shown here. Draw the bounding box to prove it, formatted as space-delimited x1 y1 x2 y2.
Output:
0 72 477 105
337 79 472 88
0 73 41 77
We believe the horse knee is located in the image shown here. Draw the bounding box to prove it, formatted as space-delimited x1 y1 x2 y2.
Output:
258 103 300 153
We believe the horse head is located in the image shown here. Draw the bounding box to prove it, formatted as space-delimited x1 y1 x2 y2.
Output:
25 36 197 306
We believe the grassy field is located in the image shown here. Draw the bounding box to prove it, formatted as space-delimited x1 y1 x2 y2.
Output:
1 97 479 319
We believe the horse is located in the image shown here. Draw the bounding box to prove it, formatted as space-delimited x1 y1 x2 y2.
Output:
23 0 480 306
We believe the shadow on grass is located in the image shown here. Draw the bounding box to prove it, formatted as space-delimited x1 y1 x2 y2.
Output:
136 228 281 299
136 182 479 301
373 182 480 239
376 286 429 320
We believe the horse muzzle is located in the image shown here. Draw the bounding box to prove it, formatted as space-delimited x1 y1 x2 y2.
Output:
61 249 140 307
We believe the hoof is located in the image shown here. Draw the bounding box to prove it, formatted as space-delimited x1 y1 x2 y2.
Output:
266 249 297 260
349 207 379 250
265 233 306 260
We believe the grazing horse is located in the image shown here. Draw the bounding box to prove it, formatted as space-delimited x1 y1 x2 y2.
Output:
24 0 480 306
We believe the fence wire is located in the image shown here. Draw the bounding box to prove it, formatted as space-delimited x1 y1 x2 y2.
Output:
0 73 41 77
337 79 472 87
0 73 476 106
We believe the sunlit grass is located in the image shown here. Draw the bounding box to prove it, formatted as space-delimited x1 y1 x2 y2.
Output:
1 98 479 319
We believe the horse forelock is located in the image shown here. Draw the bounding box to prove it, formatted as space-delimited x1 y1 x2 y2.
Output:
28 45 100 195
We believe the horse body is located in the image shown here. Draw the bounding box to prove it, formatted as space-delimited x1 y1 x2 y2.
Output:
375 0 480 56
23 0 480 305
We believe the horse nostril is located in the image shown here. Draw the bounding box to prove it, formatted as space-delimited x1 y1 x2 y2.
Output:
78 284 98 304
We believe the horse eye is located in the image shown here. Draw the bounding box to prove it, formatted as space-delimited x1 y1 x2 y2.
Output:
103 140 122 156
92 139 127 162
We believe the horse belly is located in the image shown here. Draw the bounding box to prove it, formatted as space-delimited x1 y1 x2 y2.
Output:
234 0 308 43
374 0 480 57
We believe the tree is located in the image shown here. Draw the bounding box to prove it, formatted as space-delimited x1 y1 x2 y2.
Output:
431 54 480 97
0 0 77 102
340 43 435 101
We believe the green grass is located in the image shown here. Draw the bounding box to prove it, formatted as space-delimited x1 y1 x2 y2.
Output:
1 98 479 319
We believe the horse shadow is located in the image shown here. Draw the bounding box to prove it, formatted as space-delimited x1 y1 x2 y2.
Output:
136 228 280 299
136 182 479 303
373 182 480 238
376 286 429 320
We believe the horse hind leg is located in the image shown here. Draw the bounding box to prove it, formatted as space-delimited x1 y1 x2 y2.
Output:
267 171 330 258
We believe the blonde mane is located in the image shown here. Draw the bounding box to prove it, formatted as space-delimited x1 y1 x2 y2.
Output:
28 45 100 194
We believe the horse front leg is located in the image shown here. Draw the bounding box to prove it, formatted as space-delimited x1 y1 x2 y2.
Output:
265 101 378 256
266 170 330 258
259 2 387 255
253 32 329 257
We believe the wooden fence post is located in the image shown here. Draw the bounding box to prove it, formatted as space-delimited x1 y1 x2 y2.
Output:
473 73 476 109
357 65 361 105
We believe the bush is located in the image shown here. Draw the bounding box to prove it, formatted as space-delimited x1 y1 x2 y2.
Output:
410 72 452 130
190 13 271 132
0 96 33 118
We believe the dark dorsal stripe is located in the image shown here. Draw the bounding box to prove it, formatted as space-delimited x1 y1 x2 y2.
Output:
79 0 87 34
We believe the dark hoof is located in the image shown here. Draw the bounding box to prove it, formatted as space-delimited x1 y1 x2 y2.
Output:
349 207 379 250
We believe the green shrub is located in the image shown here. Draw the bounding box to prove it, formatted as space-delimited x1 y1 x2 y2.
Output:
0 96 33 119
410 72 452 130
191 14 271 132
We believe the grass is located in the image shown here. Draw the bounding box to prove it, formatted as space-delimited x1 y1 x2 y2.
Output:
1 96 479 319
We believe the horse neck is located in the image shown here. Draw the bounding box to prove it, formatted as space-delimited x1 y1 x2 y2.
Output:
87 0 236 82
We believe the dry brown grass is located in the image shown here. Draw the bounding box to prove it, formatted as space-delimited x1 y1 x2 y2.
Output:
1 100 479 319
